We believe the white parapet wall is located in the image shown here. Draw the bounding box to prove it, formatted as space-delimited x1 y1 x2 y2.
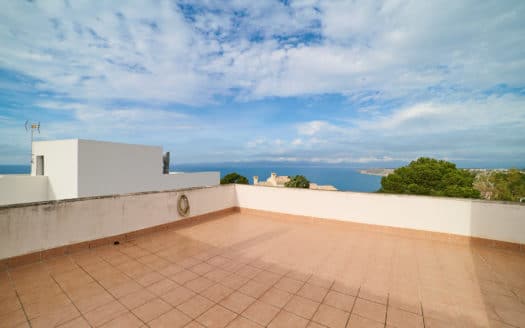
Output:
2 184 524 260
235 185 525 244
0 185 236 260
0 175 49 206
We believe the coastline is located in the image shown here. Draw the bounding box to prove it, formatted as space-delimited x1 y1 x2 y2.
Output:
359 168 394 177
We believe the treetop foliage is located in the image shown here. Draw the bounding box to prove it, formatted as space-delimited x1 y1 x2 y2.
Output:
284 175 310 188
220 172 249 185
379 157 480 198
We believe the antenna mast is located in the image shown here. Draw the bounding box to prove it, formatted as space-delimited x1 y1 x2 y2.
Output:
25 121 40 166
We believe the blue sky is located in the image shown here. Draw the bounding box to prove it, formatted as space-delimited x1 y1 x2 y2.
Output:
1 0 524 167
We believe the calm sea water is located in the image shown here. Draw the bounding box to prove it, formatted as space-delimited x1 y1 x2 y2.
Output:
0 164 382 192
175 164 382 192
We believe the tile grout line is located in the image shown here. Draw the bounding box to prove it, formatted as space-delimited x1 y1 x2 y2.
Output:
6 269 33 328
344 286 361 328
420 302 426 328
73 253 149 327
49 272 93 327
261 271 309 327
308 279 336 327
383 292 390 328
235 263 296 327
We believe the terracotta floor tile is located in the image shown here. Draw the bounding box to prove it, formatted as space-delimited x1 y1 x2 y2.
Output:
84 300 128 327
306 321 325 328
242 300 280 326
64 281 105 301
285 295 320 319
197 305 237 328
352 298 386 324
30 303 80 328
161 285 196 306
132 298 172 323
386 306 424 328
220 274 250 290
297 283 329 303
312 304 349 328
323 291 355 312
158 264 184 277
286 271 311 282
220 291 257 314
274 277 304 294
347 314 384 328
24 292 72 319
7 212 525 328
0 295 21 316
220 260 245 273
260 287 293 308
253 270 282 285
388 293 421 314
226 316 263 328
0 308 27 328
236 265 262 279
185 321 207 328
268 310 309 328
74 290 114 313
191 262 215 275
238 280 270 299
205 269 232 282
202 283 234 302
177 294 214 318
172 270 199 285
207 256 230 267
135 271 164 287
308 275 333 289
147 278 178 296
185 277 215 293
173 257 197 269
100 312 143 328
107 280 142 299
331 280 359 297
119 288 157 310
56 316 91 328
358 288 387 305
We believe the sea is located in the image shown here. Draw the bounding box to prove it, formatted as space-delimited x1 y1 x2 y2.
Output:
0 164 383 192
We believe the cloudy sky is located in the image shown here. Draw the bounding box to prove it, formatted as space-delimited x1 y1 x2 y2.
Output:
1 0 524 167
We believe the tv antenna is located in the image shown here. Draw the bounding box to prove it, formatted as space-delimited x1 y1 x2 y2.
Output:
25 120 40 165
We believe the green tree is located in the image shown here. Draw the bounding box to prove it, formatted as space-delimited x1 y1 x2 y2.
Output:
285 175 310 188
379 157 480 198
220 172 249 185
489 169 525 201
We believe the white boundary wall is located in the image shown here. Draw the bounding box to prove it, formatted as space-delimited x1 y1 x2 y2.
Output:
235 185 525 244
1 184 524 260
0 175 49 205
0 185 236 259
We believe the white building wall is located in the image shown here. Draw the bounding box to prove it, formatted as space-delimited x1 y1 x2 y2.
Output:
0 175 49 205
77 139 219 197
235 185 525 244
32 139 79 200
1 139 219 205
77 139 163 197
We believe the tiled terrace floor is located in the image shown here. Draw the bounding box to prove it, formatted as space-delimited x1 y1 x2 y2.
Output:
1 212 525 328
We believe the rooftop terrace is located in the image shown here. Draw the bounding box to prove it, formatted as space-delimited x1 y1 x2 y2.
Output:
1 185 524 327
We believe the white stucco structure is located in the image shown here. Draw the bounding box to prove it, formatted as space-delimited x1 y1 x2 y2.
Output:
0 139 219 205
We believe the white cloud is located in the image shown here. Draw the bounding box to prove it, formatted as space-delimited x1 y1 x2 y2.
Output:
1 0 523 103
0 1 524 166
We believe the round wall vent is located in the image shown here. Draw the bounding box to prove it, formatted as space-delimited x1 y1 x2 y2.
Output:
177 194 190 217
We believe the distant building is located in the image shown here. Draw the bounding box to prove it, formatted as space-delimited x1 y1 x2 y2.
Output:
253 172 337 191
0 139 219 205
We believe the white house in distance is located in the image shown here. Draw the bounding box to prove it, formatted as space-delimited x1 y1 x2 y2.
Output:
0 139 219 205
